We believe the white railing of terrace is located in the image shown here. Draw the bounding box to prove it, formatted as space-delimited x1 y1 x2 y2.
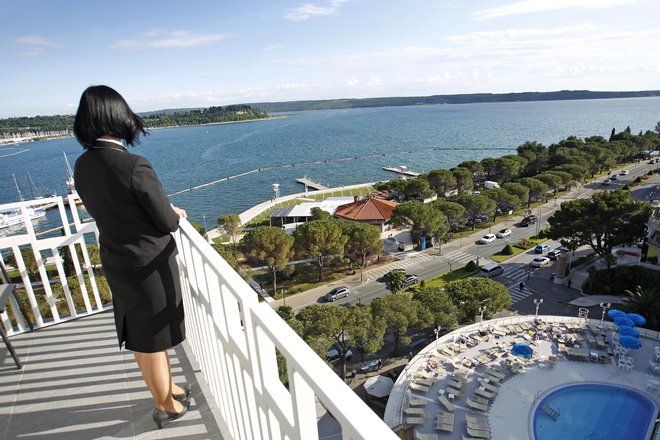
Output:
0 196 106 333
174 219 397 440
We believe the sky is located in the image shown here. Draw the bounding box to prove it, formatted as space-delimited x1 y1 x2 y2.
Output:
1 0 659 117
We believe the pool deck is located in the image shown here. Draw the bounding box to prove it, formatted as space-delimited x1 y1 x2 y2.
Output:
385 315 660 440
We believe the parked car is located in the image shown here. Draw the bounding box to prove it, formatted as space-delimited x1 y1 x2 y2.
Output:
402 274 420 287
535 244 550 254
530 256 551 267
496 228 512 238
547 247 569 260
325 286 350 302
477 263 504 278
327 345 353 365
521 215 537 227
620 170 629 175
477 233 497 244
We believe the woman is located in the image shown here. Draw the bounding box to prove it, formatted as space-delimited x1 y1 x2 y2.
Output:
73 85 190 429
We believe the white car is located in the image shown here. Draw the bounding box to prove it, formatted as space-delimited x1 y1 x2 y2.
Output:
496 228 512 238
477 234 496 244
620 170 629 175
530 256 551 267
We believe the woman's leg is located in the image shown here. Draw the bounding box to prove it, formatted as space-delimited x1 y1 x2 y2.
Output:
165 351 186 396
134 350 183 412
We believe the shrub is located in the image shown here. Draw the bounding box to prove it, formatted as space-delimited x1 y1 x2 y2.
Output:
465 260 478 272
501 244 514 255
581 265 660 295
634 176 642 183
647 256 658 265
621 184 630 190
515 238 533 249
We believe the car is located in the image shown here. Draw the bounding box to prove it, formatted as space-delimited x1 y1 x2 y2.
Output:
602 179 611 185
530 256 551 267
477 263 504 278
535 244 550 254
402 274 420 287
477 233 496 244
611 174 619 180
327 346 353 365
521 215 537 227
324 286 350 302
620 170 629 175
496 228 512 238
547 248 565 260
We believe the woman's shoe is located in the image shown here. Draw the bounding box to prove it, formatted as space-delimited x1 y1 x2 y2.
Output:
173 384 191 401
152 399 190 429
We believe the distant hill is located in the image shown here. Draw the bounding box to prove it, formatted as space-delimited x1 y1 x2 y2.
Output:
246 90 660 113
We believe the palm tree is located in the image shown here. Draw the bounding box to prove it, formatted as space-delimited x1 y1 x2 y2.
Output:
621 285 660 331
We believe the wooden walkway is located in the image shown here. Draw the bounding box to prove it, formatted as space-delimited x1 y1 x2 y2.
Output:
296 176 328 191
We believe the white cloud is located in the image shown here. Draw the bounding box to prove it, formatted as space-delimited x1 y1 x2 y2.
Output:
285 0 347 21
13 35 60 56
114 30 228 49
445 23 598 43
473 0 644 19
343 78 359 86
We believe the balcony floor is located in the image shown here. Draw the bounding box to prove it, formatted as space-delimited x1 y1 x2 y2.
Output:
0 310 224 439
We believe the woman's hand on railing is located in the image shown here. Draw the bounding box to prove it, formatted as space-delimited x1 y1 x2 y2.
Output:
172 206 188 218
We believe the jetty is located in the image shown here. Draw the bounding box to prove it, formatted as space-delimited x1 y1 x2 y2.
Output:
383 166 421 177
296 175 328 191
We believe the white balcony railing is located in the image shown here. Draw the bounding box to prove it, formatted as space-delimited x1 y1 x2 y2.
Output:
0 196 398 440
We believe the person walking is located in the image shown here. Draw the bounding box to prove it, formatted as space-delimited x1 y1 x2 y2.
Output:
73 85 191 429
519 281 525 292
567 279 573 289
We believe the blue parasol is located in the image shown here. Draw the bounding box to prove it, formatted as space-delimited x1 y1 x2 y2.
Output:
617 325 639 337
607 309 626 319
626 313 646 326
511 343 533 359
614 316 634 327
619 335 641 349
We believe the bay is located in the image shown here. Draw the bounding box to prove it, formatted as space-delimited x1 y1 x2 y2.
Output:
1 97 659 232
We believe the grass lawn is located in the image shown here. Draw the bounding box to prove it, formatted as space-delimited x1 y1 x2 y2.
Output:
250 262 355 298
416 266 479 289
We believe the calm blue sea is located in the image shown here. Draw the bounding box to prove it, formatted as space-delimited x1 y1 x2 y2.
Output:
1 97 659 230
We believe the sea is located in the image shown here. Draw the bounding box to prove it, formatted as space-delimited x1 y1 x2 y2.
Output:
1 97 659 235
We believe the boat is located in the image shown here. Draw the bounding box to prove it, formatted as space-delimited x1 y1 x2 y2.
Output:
25 170 58 210
0 207 46 230
382 165 421 177
63 151 83 206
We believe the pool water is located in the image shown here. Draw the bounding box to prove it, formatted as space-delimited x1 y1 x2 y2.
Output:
533 384 657 440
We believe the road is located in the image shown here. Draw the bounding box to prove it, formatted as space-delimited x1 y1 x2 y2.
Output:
282 160 658 310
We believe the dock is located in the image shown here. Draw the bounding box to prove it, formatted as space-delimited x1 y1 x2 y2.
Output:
296 176 328 191
383 166 421 177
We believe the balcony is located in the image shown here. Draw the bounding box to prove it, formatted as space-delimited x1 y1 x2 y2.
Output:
0 197 397 439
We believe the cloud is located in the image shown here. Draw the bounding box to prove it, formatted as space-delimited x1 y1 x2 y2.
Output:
114 30 227 49
473 0 644 19
445 23 598 43
343 78 359 86
285 0 347 21
13 35 60 56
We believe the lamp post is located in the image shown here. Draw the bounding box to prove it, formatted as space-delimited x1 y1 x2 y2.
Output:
202 214 209 242
448 260 453 275
434 326 441 350
478 305 487 323
534 298 544 317
599 302 611 329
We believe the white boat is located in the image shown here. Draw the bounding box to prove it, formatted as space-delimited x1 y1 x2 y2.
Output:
25 170 58 210
0 207 46 230
63 151 83 206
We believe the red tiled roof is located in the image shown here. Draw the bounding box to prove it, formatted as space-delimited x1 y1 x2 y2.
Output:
334 198 399 221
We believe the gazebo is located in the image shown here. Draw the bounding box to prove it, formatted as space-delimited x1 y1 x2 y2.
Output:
334 196 399 231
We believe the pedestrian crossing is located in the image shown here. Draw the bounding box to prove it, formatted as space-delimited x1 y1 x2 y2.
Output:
366 250 480 281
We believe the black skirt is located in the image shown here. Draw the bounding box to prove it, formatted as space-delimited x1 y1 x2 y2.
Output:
103 255 186 353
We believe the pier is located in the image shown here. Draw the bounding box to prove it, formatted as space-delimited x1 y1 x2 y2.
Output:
296 175 328 191
383 166 421 177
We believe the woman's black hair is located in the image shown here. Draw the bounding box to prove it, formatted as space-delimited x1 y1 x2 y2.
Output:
73 85 148 148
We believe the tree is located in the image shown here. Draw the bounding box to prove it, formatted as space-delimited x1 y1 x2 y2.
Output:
60 244 101 276
294 220 347 281
403 177 434 199
535 173 563 194
547 189 652 256
413 287 458 330
484 188 519 217
190 221 206 237
339 221 383 280
218 214 243 249
451 167 473 194
212 242 240 270
310 207 332 221
516 141 548 176
383 269 407 292
426 169 456 196
431 199 466 224
8 247 40 280
241 226 294 294
443 278 511 323
519 177 549 208
545 170 575 189
390 201 449 246
552 164 589 182
350 305 387 361
457 160 483 175
502 182 530 207
492 156 525 183
621 286 660 331
451 194 495 230
371 294 432 354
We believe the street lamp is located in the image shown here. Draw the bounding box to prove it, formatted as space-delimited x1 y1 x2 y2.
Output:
599 302 611 329
202 213 209 242
534 298 544 317
478 305 487 323
433 326 441 350
448 260 453 275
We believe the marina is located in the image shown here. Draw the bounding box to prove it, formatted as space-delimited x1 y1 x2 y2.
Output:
383 166 421 177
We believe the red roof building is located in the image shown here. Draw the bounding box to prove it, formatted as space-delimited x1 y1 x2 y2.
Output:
334 197 399 231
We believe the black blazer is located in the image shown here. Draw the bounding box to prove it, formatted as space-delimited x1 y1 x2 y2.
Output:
74 140 180 267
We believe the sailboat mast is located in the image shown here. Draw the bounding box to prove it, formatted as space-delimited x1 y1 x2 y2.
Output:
25 170 37 199
63 151 75 194
12 174 24 201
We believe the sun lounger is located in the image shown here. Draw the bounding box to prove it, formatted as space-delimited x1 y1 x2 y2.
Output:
466 396 489 412
480 381 499 393
547 355 557 366
415 433 439 440
434 412 455 433
435 421 454 432
415 377 435 387
437 394 455 412
466 415 489 430
407 397 427 407
466 426 490 439
410 382 430 393
485 368 505 379
406 415 425 425
475 387 496 400
463 435 482 440
449 378 466 389
482 372 502 383
404 406 426 416
596 336 606 348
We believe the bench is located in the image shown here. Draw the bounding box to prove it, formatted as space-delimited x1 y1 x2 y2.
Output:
0 283 34 369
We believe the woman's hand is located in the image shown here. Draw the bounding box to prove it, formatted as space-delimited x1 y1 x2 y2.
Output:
172 206 187 218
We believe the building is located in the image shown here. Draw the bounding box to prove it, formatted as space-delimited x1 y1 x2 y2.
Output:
334 196 400 232
643 200 660 263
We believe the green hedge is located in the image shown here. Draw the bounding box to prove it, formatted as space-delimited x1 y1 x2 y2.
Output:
581 265 660 295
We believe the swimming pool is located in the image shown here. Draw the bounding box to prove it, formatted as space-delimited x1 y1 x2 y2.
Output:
533 384 657 440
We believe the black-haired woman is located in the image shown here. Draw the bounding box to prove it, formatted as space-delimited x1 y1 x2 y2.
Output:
73 85 190 429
